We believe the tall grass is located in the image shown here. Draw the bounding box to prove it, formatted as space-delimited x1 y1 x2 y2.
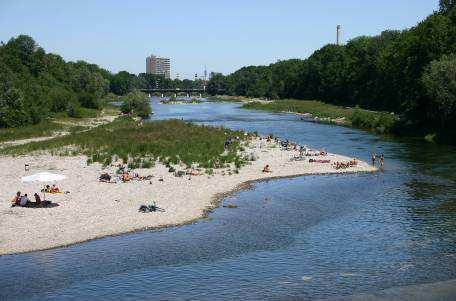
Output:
1 117 248 168
0 121 65 143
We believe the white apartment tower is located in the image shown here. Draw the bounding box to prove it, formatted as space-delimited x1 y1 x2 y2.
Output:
146 54 170 79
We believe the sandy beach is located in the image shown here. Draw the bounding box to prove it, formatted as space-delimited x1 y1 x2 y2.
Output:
0 138 376 255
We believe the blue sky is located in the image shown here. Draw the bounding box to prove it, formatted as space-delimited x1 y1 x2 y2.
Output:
0 0 438 79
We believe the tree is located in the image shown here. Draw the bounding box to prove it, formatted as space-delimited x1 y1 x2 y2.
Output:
207 73 227 95
0 67 29 127
48 86 75 112
422 54 456 127
440 0 455 13
110 71 135 95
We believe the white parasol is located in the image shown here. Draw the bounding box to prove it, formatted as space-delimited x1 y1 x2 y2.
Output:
21 172 66 201
21 172 66 183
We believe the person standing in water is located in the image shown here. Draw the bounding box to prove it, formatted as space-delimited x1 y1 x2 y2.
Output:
380 154 385 167
371 153 376 166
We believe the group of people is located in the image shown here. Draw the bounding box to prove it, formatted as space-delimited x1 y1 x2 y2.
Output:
99 169 153 183
11 191 43 207
305 149 327 157
371 153 385 167
42 184 61 193
332 158 358 170
309 158 331 163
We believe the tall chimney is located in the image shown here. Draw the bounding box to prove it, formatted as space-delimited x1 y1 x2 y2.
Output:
336 25 341 45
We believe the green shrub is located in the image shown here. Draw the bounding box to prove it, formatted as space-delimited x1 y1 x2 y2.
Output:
78 93 100 109
120 90 151 118
67 101 83 118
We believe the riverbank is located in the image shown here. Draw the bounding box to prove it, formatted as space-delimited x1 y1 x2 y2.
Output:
0 137 376 255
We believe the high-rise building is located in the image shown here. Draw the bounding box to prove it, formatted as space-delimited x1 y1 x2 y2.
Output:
146 55 170 79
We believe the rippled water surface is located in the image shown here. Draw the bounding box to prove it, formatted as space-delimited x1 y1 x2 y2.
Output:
1 98 456 300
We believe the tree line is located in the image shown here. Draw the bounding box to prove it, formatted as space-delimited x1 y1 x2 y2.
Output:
0 35 201 128
207 1 456 142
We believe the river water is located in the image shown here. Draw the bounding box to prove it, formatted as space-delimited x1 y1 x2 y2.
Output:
1 98 456 300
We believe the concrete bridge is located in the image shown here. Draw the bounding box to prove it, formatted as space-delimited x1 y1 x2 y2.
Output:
140 88 206 98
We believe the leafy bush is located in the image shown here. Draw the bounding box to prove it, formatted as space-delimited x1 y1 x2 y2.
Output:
120 90 151 118
66 101 83 118
78 93 100 109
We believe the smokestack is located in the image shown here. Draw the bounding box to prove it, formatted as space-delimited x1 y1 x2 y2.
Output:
336 25 341 45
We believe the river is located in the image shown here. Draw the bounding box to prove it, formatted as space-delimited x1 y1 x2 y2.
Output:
1 98 456 300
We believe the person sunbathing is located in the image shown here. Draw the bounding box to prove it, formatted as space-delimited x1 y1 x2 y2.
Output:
122 172 131 182
186 169 200 176
262 164 272 173
99 173 112 182
50 184 60 193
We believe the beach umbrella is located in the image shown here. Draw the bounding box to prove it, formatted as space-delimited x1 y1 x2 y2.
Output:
21 172 66 200
21 172 66 183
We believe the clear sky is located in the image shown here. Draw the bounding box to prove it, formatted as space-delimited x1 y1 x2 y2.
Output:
0 0 439 79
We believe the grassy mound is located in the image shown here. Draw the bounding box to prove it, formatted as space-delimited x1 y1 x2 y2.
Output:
1 118 249 169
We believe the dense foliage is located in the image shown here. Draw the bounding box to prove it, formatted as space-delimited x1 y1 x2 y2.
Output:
208 3 456 142
0 35 111 127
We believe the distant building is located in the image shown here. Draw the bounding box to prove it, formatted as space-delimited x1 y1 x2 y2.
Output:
146 55 170 79
209 72 222 80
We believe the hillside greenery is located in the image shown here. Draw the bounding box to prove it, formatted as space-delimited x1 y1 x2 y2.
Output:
0 35 203 129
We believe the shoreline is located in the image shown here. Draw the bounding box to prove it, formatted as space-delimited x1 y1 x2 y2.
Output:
280 110 348 125
0 138 377 256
